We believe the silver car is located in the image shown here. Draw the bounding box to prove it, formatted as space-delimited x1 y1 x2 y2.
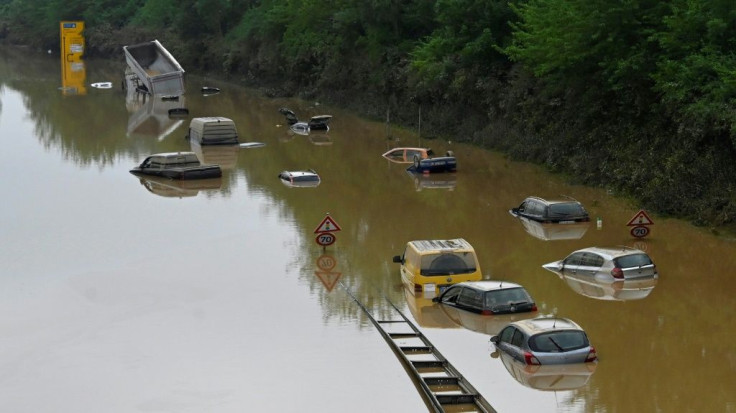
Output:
542 246 657 282
490 318 597 365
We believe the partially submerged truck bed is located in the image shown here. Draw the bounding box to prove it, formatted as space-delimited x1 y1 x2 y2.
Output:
123 40 185 96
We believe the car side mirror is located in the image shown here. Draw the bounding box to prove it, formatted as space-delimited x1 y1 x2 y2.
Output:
490 336 499 344
392 255 402 263
431 296 440 303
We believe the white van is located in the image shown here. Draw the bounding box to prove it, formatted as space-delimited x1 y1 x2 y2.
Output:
187 117 239 145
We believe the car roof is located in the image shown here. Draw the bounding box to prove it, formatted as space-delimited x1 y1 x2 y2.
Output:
573 246 647 260
408 238 474 253
525 196 581 206
150 151 197 158
280 170 318 177
511 318 582 335
456 281 523 292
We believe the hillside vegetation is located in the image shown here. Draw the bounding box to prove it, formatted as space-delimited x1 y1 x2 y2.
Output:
2 0 735 231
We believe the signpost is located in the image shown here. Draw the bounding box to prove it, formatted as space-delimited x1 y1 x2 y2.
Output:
626 209 654 238
314 213 341 248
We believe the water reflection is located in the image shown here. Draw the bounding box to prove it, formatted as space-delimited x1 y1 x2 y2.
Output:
403 288 460 329
405 170 457 191
493 351 597 391
135 175 223 198
125 77 187 140
61 59 86 96
514 217 590 241
190 140 239 170
552 271 658 301
441 304 539 336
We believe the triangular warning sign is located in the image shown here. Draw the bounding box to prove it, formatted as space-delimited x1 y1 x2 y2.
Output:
315 271 342 291
314 215 342 233
627 210 654 226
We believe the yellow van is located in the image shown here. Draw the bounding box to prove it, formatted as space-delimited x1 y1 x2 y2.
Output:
393 238 483 293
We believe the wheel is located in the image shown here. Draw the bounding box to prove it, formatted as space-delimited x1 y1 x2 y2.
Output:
413 154 421 170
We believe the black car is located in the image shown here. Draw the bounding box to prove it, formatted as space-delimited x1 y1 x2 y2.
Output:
510 196 590 223
432 281 537 315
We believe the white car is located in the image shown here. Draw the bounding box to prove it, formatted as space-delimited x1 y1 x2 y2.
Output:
542 246 657 282
278 170 321 188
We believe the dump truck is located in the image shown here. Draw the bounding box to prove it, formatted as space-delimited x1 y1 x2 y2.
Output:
123 39 185 96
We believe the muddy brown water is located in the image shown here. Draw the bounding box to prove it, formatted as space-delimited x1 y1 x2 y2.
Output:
1 47 734 412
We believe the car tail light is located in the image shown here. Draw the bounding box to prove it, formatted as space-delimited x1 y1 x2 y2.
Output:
481 309 495 315
414 283 422 292
524 351 541 365
611 267 624 279
585 346 597 362
531 304 538 311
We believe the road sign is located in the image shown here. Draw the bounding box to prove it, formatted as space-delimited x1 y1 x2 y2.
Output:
630 226 650 238
627 210 654 226
316 232 336 246
314 214 342 233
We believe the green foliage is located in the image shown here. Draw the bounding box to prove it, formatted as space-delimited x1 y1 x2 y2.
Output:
652 0 736 140
410 0 515 95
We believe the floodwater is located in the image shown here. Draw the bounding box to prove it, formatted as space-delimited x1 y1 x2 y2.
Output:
1 46 734 413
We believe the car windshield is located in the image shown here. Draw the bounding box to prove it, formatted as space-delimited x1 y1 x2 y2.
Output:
548 203 586 217
529 331 589 353
485 288 531 307
420 252 476 275
614 253 652 268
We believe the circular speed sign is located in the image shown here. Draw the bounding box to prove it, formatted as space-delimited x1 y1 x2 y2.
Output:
316 233 336 247
630 226 650 238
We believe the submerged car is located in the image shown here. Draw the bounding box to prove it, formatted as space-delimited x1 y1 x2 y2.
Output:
130 152 222 180
432 281 537 315
393 238 482 293
510 196 590 223
278 107 332 133
278 170 321 188
382 147 434 163
542 246 657 282
406 151 457 174
490 318 597 365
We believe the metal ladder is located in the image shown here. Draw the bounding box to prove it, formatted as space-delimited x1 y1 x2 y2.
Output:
344 286 496 412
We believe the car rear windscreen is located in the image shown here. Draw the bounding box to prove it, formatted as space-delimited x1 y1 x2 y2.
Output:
615 253 653 268
530 331 589 352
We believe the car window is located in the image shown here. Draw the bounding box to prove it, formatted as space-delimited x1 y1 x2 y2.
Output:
549 202 586 217
529 331 589 352
420 253 476 275
384 149 404 160
517 201 527 212
486 288 531 307
440 286 462 303
615 253 653 268
499 326 515 343
580 253 604 267
510 329 525 347
457 287 483 309
563 252 585 266
528 201 544 216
